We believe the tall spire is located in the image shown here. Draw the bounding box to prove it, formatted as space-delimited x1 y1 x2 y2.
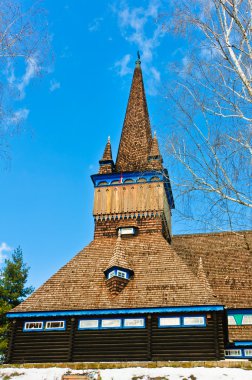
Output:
115 53 153 172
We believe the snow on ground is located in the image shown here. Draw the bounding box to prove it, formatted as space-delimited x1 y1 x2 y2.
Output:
0 366 251 380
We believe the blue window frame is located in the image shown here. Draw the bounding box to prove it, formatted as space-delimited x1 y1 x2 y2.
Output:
78 319 99 330
78 317 146 330
158 315 206 328
101 318 122 329
225 349 242 358
123 318 145 328
225 348 252 359
45 320 66 331
106 267 130 280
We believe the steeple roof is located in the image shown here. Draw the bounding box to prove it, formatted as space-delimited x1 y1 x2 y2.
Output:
100 136 112 162
116 55 153 172
149 132 162 158
99 136 114 174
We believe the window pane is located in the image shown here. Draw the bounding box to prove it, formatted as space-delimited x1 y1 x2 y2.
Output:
79 320 99 329
119 227 135 235
101 319 121 328
242 315 252 325
45 321 65 329
117 270 126 278
244 349 252 357
225 350 242 357
124 318 145 327
159 317 180 327
24 322 43 330
108 271 115 279
228 316 236 325
183 316 205 326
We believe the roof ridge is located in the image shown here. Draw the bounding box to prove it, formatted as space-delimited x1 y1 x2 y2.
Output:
105 233 132 271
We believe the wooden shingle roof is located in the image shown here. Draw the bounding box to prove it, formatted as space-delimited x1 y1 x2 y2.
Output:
11 234 218 313
172 230 252 308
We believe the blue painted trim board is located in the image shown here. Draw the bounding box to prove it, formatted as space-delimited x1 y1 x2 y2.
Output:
227 308 252 315
233 341 252 347
7 305 224 319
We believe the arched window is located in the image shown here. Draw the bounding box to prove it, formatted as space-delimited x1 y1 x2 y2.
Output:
123 179 134 184
97 181 108 186
150 176 160 182
111 180 120 185
137 178 147 183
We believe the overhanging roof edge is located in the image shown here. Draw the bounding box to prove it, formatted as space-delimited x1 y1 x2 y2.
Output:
7 305 224 319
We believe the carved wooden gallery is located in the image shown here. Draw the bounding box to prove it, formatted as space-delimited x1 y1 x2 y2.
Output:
6 56 252 363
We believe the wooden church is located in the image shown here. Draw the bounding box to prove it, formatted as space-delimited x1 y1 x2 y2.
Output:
7 56 252 363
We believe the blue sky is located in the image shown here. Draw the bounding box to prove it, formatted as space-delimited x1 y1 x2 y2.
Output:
0 0 187 289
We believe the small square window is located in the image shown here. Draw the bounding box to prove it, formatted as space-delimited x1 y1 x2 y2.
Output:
225 349 242 357
124 318 145 328
45 321 65 330
101 319 121 328
117 270 127 279
119 227 135 235
108 270 115 279
242 315 252 325
183 316 205 326
228 316 236 325
159 317 181 327
79 320 99 329
24 322 43 331
244 349 252 357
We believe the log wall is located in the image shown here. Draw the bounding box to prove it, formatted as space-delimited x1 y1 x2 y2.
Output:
7 311 225 363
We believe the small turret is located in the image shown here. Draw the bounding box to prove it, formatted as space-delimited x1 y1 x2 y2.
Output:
148 131 163 170
99 136 114 174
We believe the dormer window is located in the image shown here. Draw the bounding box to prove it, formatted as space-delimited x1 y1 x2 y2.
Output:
105 267 131 280
108 270 116 279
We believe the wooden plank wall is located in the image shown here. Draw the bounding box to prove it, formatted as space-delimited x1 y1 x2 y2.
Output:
72 319 148 362
93 183 165 216
8 319 71 363
8 312 225 363
151 312 225 361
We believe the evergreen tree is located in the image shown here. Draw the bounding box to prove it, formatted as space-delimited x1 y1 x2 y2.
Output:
0 247 34 361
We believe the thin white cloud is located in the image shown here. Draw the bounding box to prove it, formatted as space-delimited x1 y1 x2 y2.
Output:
150 66 160 82
88 17 103 32
0 242 12 265
49 79 61 92
7 108 30 125
17 56 39 99
113 0 165 95
115 54 131 76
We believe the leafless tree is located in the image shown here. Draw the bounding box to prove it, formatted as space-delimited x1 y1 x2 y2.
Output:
162 0 252 232
0 0 50 162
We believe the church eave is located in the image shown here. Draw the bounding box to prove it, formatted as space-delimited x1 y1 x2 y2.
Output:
7 304 225 319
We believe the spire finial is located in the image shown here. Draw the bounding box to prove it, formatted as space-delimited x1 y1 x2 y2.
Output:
136 51 141 68
108 136 110 142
